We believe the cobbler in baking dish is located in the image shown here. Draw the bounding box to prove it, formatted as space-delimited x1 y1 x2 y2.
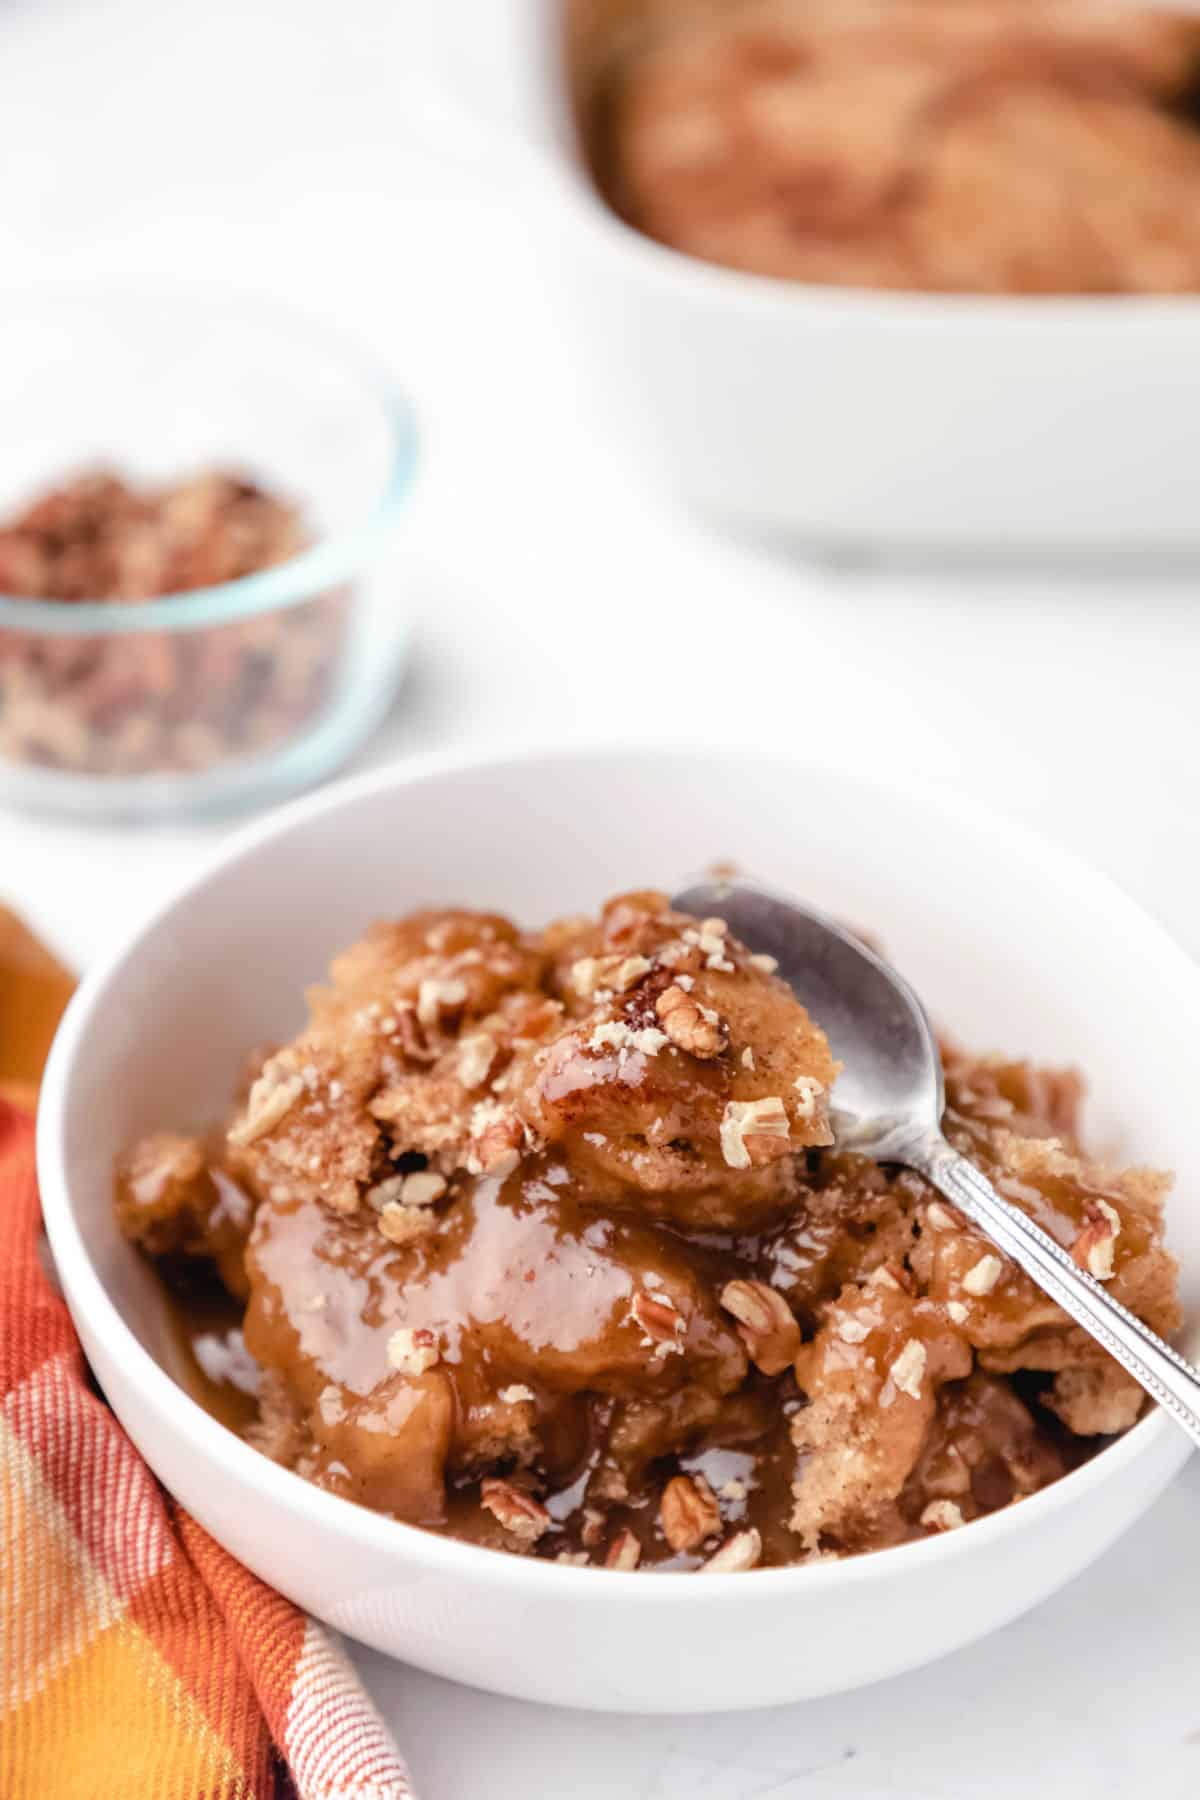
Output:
115 890 1180 1571
576 0 1200 295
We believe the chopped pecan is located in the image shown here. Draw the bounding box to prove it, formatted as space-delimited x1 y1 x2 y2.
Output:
655 984 727 1058
682 918 735 971
581 1506 607 1548
228 1066 304 1147
378 1202 439 1245
630 1287 685 1353
719 1278 800 1375
700 1528 762 1573
457 1032 497 1089
368 1169 447 1210
480 1479 551 1543
610 954 653 992
392 1004 438 1063
387 1326 440 1375
417 977 468 1028
1071 1198 1121 1280
605 1529 642 1570
660 1474 722 1552
888 1338 927 1400
835 1314 872 1345
718 1096 790 1169
920 1500 965 1532
791 1074 824 1119
572 953 652 997
962 1253 1004 1297
588 1019 669 1057
870 1261 915 1295
468 1101 523 1178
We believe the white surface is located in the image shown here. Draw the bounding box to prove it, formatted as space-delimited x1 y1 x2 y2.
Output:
40 751 1199 1714
4 0 1200 1788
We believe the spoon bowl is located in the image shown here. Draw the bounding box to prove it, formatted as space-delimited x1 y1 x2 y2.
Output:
673 878 944 1161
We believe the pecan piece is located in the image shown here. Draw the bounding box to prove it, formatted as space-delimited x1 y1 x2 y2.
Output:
416 976 468 1028
378 1202 439 1245
368 1169 447 1210
605 1529 642 1570
888 1338 927 1400
1071 1198 1121 1280
630 1288 685 1354
457 1032 497 1089
791 1074 824 1119
227 1066 305 1147
870 1261 915 1295
468 1101 523 1178
392 1003 438 1063
498 1383 535 1406
719 1096 790 1169
386 1327 440 1375
719 1279 800 1375
920 1500 965 1532
660 1474 721 1552
572 953 652 997
480 1479 551 1543
655 984 726 1058
962 1253 1004 1297
700 1528 762 1573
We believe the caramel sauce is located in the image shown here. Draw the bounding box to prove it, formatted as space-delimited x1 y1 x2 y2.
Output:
157 1127 1116 1567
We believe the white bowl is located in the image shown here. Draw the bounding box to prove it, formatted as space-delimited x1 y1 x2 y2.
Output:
413 2 1200 550
37 746 1199 1712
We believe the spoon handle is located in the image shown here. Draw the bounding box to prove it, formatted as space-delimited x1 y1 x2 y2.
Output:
919 1136 1200 1451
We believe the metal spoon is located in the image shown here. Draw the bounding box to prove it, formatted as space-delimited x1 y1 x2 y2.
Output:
673 877 1200 1448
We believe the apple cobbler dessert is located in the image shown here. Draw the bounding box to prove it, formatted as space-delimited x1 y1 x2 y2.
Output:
115 890 1181 1571
575 0 1200 293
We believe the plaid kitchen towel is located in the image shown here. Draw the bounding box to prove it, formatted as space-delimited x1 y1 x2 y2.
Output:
0 1094 417 1799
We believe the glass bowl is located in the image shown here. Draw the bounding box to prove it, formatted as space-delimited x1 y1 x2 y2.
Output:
0 293 419 819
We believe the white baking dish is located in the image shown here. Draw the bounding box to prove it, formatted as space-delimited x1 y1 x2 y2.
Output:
413 0 1200 550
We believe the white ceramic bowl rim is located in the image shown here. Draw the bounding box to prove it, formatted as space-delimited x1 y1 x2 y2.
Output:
35 741 1196 1604
0 288 421 637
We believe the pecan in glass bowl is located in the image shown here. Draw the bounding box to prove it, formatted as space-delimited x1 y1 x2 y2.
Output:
0 295 418 819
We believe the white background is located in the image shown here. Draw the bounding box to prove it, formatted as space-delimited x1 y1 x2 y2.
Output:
4 2 1200 1793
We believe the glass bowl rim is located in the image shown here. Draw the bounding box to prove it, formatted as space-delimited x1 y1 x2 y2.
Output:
0 291 420 637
